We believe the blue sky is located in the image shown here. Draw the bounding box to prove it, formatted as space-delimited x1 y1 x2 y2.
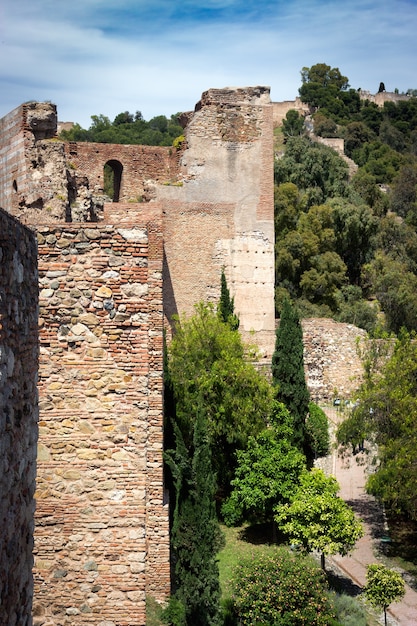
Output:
1 0 416 127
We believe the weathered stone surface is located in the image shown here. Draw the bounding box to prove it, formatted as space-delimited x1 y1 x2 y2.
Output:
0 208 38 626
32 212 167 625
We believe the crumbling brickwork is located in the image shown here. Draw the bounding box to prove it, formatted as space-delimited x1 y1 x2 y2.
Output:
32 205 168 625
0 208 39 626
160 86 276 356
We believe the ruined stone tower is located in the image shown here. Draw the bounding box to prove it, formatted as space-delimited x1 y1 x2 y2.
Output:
0 86 275 625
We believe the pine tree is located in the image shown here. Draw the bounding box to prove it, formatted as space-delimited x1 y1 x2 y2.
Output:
165 405 223 626
272 299 310 452
218 268 239 330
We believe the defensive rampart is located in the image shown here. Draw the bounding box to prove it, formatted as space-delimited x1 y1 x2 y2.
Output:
0 208 39 626
32 204 168 625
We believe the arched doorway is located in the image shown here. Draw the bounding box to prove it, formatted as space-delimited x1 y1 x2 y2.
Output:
104 160 123 202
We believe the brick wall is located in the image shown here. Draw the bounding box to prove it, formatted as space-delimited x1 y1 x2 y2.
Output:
0 208 39 626
32 205 168 626
64 142 179 203
160 87 276 358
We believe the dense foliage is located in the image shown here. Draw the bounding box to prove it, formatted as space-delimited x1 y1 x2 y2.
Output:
168 302 272 489
221 402 305 526
59 110 184 146
275 63 417 333
165 408 223 626
305 402 330 459
337 332 417 520
231 548 338 626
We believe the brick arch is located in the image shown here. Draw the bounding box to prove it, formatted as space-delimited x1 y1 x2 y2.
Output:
64 142 178 203
104 158 123 201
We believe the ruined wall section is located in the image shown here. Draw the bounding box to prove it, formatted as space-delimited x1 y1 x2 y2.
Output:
0 103 70 222
0 208 39 626
302 318 366 403
158 87 275 357
64 142 179 205
33 205 169 626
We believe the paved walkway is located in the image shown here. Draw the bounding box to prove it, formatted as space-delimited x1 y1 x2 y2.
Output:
323 408 417 626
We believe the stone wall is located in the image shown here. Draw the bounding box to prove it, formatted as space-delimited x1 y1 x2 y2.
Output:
272 98 310 126
302 318 366 403
0 103 59 221
0 208 39 626
160 86 276 358
32 205 168 626
359 90 411 107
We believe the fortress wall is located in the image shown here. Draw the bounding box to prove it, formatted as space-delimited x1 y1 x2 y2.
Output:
302 318 366 403
0 103 59 220
33 205 169 626
159 87 276 358
272 98 309 126
0 208 39 626
0 105 29 214
64 142 179 203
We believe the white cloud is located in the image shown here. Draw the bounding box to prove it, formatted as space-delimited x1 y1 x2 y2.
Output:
0 0 415 126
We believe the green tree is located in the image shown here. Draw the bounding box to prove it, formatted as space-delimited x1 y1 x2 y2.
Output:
218 268 239 330
282 109 305 138
272 299 310 452
364 564 405 626
165 407 223 626
221 402 306 526
168 303 272 488
305 403 330 459
231 548 337 626
328 197 378 285
339 332 417 519
301 64 349 91
274 137 349 205
363 252 417 333
275 469 364 570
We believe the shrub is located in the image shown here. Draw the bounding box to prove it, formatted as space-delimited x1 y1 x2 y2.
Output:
306 402 330 458
329 591 367 626
231 548 336 625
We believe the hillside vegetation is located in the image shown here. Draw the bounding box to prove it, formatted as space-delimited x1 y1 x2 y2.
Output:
276 63 417 334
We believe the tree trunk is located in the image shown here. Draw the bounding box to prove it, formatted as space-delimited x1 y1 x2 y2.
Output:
321 552 325 570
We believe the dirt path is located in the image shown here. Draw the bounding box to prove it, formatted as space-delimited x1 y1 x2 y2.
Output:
321 407 417 626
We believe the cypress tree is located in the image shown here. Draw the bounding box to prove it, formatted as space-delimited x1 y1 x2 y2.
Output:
272 299 310 453
165 405 223 626
218 268 239 330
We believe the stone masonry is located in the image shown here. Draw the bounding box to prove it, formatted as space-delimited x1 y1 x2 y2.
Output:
0 208 39 626
32 205 168 625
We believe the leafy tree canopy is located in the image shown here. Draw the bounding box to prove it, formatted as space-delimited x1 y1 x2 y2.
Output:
168 302 272 487
275 468 364 569
364 564 405 626
59 111 183 147
337 332 417 519
231 548 337 626
221 401 306 526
